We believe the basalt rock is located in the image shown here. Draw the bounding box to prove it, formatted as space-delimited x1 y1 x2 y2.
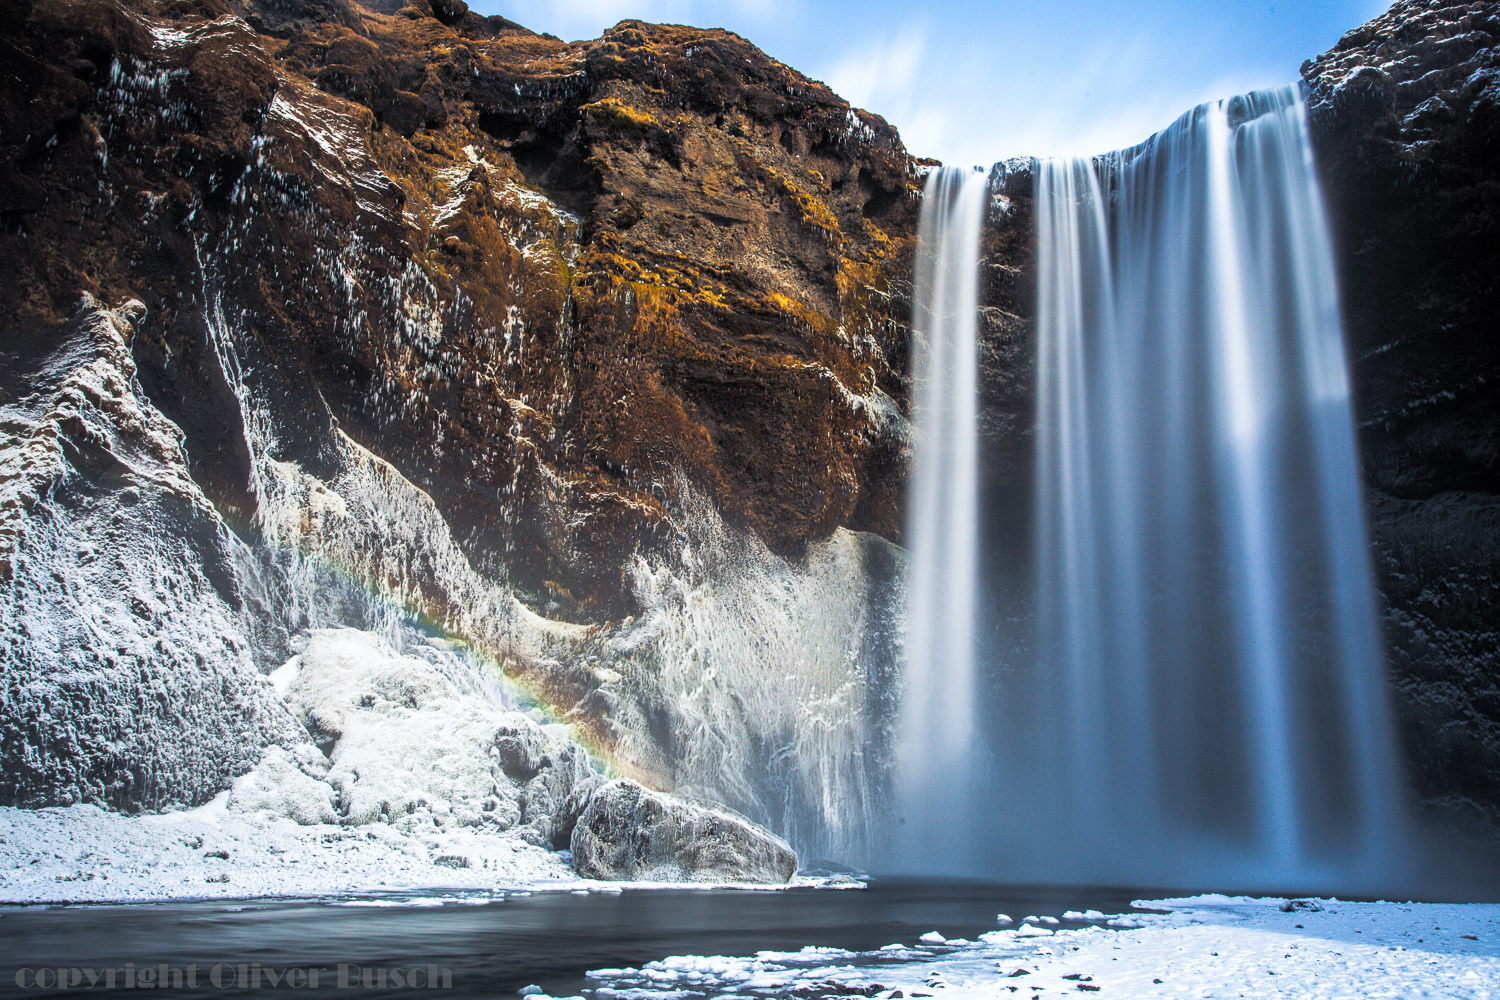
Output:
1303 0 1500 841
0 293 306 809
976 159 1037 568
1 0 918 619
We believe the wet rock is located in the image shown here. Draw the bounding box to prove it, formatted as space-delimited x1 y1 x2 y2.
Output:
570 778 797 883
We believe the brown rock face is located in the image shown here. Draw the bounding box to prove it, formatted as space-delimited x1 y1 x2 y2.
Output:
0 0 914 842
1303 0 1500 840
0 0 916 626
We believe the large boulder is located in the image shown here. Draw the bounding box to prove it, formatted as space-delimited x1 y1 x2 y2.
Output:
570 778 797 884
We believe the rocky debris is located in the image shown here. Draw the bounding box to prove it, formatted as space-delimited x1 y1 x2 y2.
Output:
570 777 797 883
0 293 304 810
1302 0 1500 840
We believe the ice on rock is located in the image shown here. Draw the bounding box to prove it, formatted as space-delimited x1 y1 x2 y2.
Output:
277 629 599 845
0 294 303 810
1063 910 1107 921
919 931 948 944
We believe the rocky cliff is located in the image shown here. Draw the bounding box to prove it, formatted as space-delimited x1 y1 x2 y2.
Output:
1302 0 1500 844
0 0 911 859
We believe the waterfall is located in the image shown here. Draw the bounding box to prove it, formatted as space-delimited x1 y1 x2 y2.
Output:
895 166 988 873
1006 85 1404 889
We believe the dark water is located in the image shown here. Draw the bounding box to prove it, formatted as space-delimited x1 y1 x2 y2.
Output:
0 879 1160 999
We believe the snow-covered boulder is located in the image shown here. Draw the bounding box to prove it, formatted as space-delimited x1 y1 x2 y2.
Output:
570 778 797 883
275 628 598 846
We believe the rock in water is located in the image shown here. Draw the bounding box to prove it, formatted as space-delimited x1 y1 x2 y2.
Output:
570 779 797 883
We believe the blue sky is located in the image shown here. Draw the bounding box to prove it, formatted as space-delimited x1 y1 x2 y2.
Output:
470 1 1393 164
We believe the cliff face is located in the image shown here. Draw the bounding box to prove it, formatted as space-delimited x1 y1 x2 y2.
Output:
2 0 915 621
1302 0 1500 841
0 0 911 855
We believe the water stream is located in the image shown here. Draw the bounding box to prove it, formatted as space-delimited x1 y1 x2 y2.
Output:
897 167 989 873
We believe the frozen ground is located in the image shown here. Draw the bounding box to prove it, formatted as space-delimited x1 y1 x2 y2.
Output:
0 795 585 903
584 895 1500 1000
0 797 846 903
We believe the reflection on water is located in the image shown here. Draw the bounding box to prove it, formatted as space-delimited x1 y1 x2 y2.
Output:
0 879 1158 998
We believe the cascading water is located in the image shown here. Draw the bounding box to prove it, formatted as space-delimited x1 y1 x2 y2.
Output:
896 166 988 873
993 84 1405 889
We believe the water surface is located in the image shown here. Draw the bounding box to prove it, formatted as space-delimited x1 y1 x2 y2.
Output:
0 878 1157 998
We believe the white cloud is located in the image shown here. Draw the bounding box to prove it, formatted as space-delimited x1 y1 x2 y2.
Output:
821 29 927 112
478 0 1336 165
814 21 1289 165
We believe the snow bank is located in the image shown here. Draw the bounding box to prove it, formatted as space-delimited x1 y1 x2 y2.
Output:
0 626 604 904
0 796 582 904
227 746 337 826
577 896 1500 1000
